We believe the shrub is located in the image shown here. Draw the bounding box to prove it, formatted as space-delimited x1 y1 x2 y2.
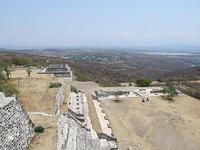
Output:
157 78 162 82
0 82 19 96
26 68 32 77
0 72 6 80
34 126 45 133
135 78 152 87
49 82 62 88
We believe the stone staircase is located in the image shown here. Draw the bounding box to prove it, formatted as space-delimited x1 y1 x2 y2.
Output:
57 114 102 150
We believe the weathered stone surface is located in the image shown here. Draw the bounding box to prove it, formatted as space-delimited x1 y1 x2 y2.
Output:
39 64 72 78
55 79 67 115
57 114 102 150
0 92 34 150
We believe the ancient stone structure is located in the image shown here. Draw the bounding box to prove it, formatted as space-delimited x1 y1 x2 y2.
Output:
0 92 34 150
95 87 164 100
57 114 102 150
66 87 118 150
92 97 118 149
39 64 72 78
55 79 67 115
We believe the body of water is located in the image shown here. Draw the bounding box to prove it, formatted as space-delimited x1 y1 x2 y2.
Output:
139 52 193 56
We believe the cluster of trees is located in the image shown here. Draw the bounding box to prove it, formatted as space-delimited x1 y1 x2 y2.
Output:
0 67 19 96
135 78 152 87
0 57 39 68
9 57 39 67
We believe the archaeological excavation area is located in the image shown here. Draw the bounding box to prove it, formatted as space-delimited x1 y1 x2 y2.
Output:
0 64 200 150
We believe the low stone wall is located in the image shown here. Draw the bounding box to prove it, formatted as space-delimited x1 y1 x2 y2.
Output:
55 80 66 115
0 92 34 150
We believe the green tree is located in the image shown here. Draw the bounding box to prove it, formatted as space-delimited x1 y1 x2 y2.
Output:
26 68 32 77
4 67 11 80
113 91 123 102
163 84 178 101
136 78 152 87
0 82 19 96
10 57 38 67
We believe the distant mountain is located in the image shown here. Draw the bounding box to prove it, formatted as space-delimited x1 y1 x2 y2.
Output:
1 50 199 85
0 48 17 52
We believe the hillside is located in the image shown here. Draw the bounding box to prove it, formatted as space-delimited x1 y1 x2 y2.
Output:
160 66 200 81
1 51 200 86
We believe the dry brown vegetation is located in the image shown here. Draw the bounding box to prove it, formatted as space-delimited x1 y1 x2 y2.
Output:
1 51 200 87
28 115 57 150
177 81 200 99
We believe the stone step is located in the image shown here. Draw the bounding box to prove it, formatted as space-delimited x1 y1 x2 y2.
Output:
66 124 77 150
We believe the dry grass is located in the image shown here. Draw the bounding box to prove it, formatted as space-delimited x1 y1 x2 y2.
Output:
9 68 64 149
10 68 55 112
85 92 102 133
101 95 200 150
28 115 57 150
70 81 102 133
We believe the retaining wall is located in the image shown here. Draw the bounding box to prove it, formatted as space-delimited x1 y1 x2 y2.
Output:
0 92 34 150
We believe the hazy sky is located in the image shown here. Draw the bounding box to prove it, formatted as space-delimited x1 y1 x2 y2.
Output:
0 0 200 48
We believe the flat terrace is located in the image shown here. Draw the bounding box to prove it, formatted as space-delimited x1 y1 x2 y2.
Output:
101 95 200 150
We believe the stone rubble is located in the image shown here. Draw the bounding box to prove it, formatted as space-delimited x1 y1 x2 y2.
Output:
0 92 34 150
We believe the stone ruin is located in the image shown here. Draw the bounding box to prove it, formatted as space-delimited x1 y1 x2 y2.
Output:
57 114 102 150
55 79 67 115
65 86 118 150
39 64 72 78
55 84 118 150
95 87 164 100
0 92 34 150
57 85 104 150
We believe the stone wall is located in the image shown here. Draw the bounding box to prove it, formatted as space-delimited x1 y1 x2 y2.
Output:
0 92 34 150
57 114 102 150
55 80 66 115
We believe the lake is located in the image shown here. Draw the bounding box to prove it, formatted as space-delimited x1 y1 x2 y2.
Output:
138 52 193 56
